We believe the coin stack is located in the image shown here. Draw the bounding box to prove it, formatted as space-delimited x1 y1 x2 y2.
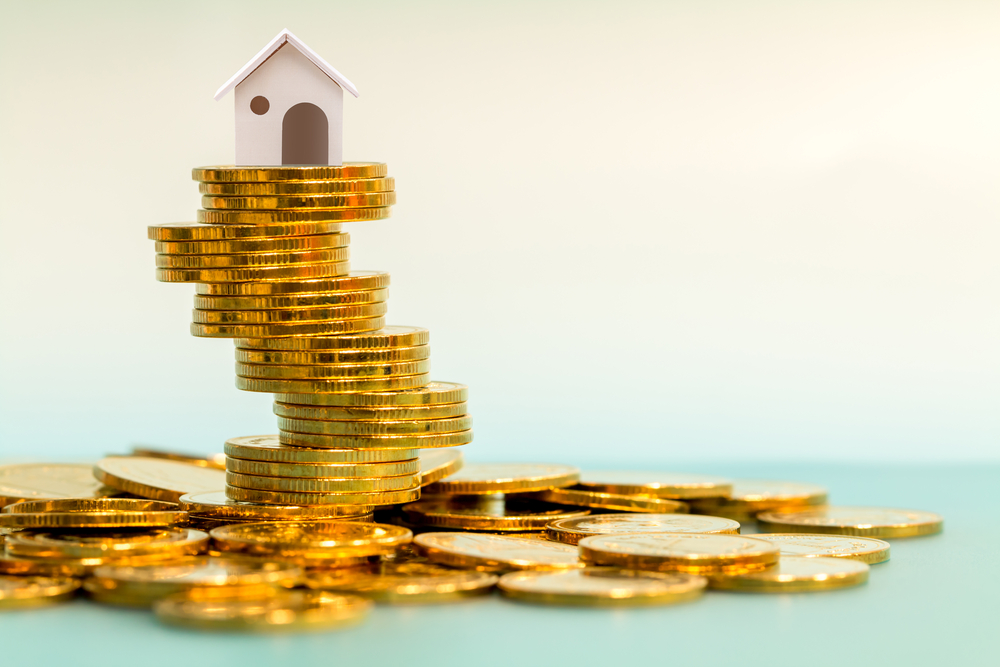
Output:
148 164 472 511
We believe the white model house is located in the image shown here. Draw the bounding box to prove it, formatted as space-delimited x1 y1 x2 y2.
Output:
214 29 359 166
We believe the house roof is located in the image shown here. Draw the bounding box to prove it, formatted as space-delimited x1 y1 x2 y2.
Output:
213 29 359 101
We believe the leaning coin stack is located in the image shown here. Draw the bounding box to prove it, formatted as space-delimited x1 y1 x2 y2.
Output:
148 164 473 512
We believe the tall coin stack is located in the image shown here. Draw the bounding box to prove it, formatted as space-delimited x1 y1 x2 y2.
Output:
148 163 472 514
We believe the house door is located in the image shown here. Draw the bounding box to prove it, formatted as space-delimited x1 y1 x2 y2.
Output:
282 103 328 165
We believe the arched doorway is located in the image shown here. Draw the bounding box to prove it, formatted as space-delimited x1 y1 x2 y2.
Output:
282 103 328 165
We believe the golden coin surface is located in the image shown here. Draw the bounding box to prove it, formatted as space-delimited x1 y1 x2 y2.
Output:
224 435 418 464
197 271 389 296
202 192 396 210
0 463 111 507
94 457 226 503
418 450 465 486
278 428 471 450
403 496 588 532
277 415 469 436
688 479 828 515
242 372 426 394
156 232 350 255
0 575 81 608
415 532 582 572
200 288 389 312
273 400 465 422
526 487 689 514
0 555 88 578
240 358 425 379
275 380 465 407
424 463 579 495
148 221 343 241
757 506 944 538
708 556 869 593
157 260 350 284
201 177 394 195
211 521 411 559
0 498 185 529
155 589 371 632
498 568 707 607
130 447 226 470
226 485 420 507
236 324 428 350
193 163 388 182
545 514 740 546
576 471 733 500
749 534 890 564
305 562 497 603
198 316 385 339
158 247 350 268
179 491 372 521
197 207 390 225
199 302 385 325
579 533 779 574
5 528 208 561
239 345 428 366
225 458 419 479
225 472 420 494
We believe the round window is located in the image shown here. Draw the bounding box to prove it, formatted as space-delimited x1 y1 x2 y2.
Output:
250 96 270 115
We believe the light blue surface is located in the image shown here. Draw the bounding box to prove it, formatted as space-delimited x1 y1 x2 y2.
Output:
1 464 995 667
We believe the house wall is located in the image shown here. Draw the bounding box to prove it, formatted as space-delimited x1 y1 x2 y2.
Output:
234 44 344 166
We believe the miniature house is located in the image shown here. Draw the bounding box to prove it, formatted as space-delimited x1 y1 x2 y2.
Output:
214 29 359 166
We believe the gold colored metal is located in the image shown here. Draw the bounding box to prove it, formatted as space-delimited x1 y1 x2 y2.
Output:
148 221 343 242
197 207 390 225
193 163 388 182
201 178 395 195
158 247 350 269
579 533 779 574
273 381 465 406
277 415 469 436
179 491 373 521
224 435 418 464
403 496 588 532
576 471 733 500
236 325 428 350
273 400 465 422
225 485 421 506
210 521 412 559
241 372 426 394
756 506 944 538
498 568 707 607
418 450 464 487
196 271 389 296
240 345 428 365
414 532 583 572
154 589 372 632
278 428 471 450
198 303 386 325
225 458 419 479
199 288 388 311
749 534 890 564
527 487 689 514
545 514 740 546
239 359 426 380
202 192 396 210
157 260 350 284
0 575 81 608
4 528 209 562
93 456 226 503
424 463 579 495
0 463 112 507
305 562 497 603
0 555 89 578
687 480 828 518
0 498 185 529
197 317 385 339
156 233 350 255
707 556 869 593
225 472 420 494
130 447 227 470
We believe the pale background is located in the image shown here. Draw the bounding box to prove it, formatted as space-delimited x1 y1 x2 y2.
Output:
1 0 997 465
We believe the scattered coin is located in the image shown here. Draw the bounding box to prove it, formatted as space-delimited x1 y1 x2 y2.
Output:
687 480 828 519
130 446 227 470
403 496 588 532
498 568 707 607
305 562 498 603
545 513 740 545
417 450 465 487
708 556 870 593
0 498 186 529
424 463 580 495
94 457 226 502
0 463 114 507
414 532 583 572
576 471 732 500
524 487 688 514
757 506 944 538
4 528 209 564
210 521 412 560
579 533 779 574
750 534 890 564
0 575 81 608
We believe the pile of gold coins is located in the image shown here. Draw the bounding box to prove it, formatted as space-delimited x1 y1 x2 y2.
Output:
0 457 943 629
147 164 472 512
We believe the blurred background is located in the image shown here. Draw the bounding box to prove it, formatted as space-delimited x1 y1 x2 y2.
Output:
0 0 996 465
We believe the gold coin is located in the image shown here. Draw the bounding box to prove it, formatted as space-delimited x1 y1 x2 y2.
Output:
498 568 707 607
279 428 471 450
579 533 779 574
757 506 944 538
305 561 497 603
414 532 582 572
198 303 386 325
225 485 421 506
224 458 419 479
197 207 391 225
687 480 828 517
526 487 689 514
239 358 426 380
708 556 869 593
0 555 88 578
273 400 465 422
276 415 469 436
155 589 371 632
240 345 428 365
424 463 579 495
236 324 428 350
274 380 465 407
545 514 741 546
748 534 890 564
179 490 373 521
193 163 388 182
202 192 396 210
0 463 112 507
130 446 226 470
240 372 426 394
155 232 350 255
418 450 464 487
197 271 389 296
157 247 350 269
226 472 420 494
198 288 388 311
94 456 226 503
0 498 185 529
403 496 588 532
576 471 732 500
201 177 395 195
211 521 411 559
0 575 81 608
224 435 418 464
148 221 344 241
157 260 350 284
197 317 385 339
5 527 208 562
